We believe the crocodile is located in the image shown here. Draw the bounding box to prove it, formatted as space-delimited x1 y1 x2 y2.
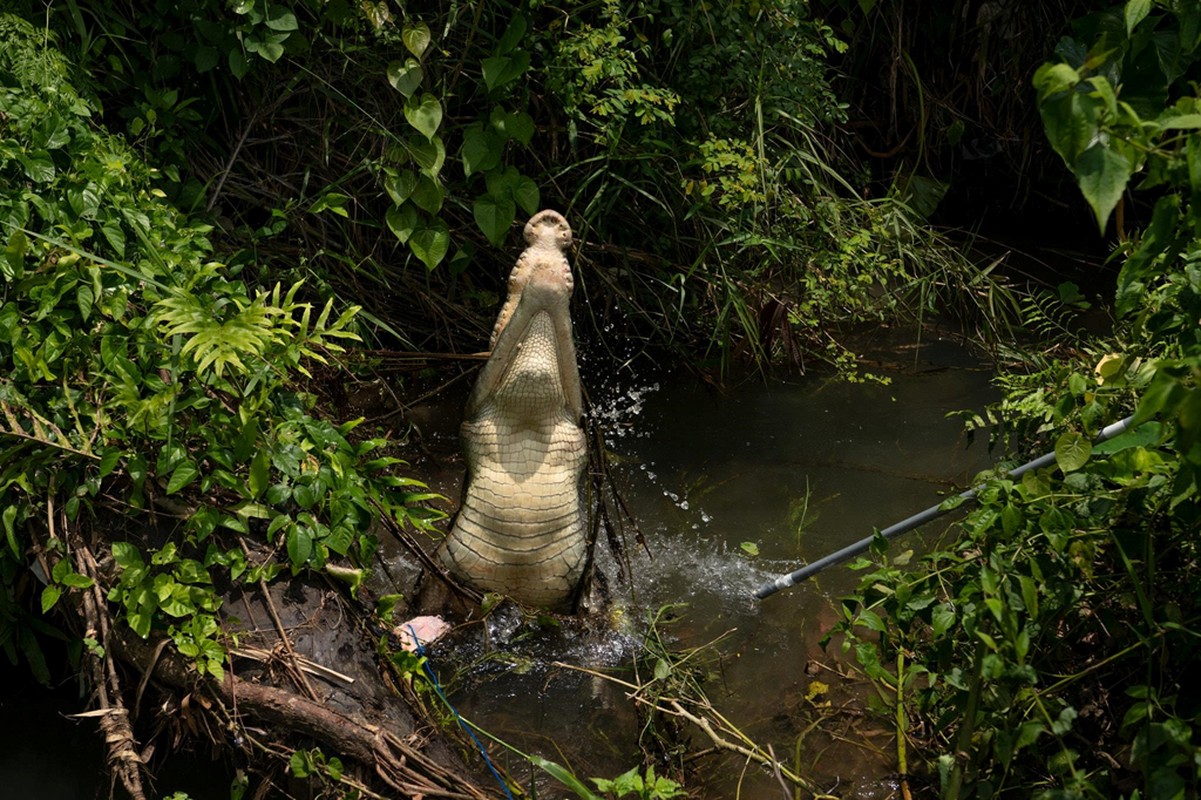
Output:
439 210 589 610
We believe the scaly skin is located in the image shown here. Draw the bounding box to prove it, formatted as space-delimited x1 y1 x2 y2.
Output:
439 211 588 610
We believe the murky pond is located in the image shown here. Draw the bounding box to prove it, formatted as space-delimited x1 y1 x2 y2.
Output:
407 329 1001 798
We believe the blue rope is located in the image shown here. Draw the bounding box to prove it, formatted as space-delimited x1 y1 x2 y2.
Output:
407 625 516 800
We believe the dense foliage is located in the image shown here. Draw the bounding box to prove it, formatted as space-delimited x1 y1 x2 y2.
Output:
14 0 999 374
835 2 1201 798
0 12 439 686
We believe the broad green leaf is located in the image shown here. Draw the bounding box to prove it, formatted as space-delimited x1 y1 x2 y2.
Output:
167 461 200 494
76 284 94 321
473 193 516 247
1055 430 1092 472
111 541 144 569
1039 86 1100 166
41 585 62 613
497 14 528 55
409 220 450 270
461 126 502 176
287 525 313 566
1075 143 1132 233
402 22 432 59
18 152 55 183
1158 113 1201 131
931 604 955 637
410 176 443 214
512 175 540 215
384 171 418 206
1033 62 1080 100
386 203 417 244
1125 0 1153 34
409 135 446 177
265 5 298 31
386 58 423 98
481 51 530 93
507 112 535 145
404 94 442 140
228 49 251 79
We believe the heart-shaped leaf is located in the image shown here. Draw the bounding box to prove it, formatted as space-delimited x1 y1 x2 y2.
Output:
408 134 446 178
473 193 516 247
402 21 432 59
461 126 502 176
386 204 417 243
265 5 298 31
1055 430 1092 472
404 93 442 140
384 170 418 206
512 175 540 216
409 219 450 270
386 58 423 98
410 176 443 214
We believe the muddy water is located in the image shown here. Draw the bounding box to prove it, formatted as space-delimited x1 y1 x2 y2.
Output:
414 332 1000 798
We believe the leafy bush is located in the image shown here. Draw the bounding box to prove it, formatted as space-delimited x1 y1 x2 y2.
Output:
0 13 439 681
832 3 1201 797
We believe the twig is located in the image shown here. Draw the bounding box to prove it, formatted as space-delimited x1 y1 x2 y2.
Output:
239 540 320 702
233 647 355 685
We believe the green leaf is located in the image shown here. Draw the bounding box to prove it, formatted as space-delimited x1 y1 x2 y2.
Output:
1074 143 1133 233
410 176 444 214
409 135 446 177
507 112 535 146
386 203 418 244
512 175 540 215
739 541 759 556
386 58 423 98
383 172 417 208
41 585 61 613
497 14 528 55
228 49 251 79
265 5 298 31
473 193 516 247
461 126 503 176
404 94 442 140
2 502 17 557
409 219 450 270
101 220 126 258
309 192 350 217
249 449 270 499
527 755 604 800
111 541 144 569
1055 430 1092 472
1125 0 1153 35
482 52 530 93
287 525 313 567
653 658 671 680
402 22 432 59
167 461 200 494
19 152 55 183
931 603 955 637
98 448 122 477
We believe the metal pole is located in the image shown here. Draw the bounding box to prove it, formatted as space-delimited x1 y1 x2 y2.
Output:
753 415 1136 600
